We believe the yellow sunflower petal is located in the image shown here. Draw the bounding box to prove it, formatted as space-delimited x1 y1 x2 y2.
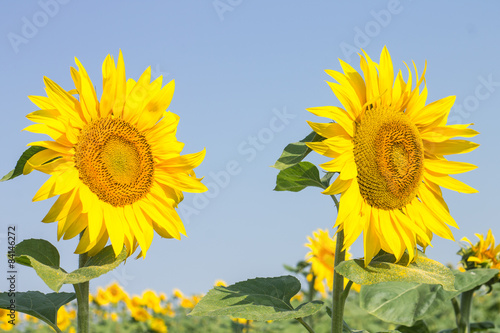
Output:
421 125 479 142
322 177 351 195
409 96 456 127
307 106 354 137
339 58 366 105
424 171 478 193
423 139 479 155
424 159 477 175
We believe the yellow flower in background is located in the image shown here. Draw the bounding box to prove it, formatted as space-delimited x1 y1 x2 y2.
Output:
172 288 185 299
305 229 360 295
231 317 252 327
290 291 304 302
131 306 151 322
24 51 207 257
57 306 72 331
142 290 162 313
162 303 176 317
214 279 228 287
95 287 110 306
150 318 168 333
106 282 128 304
460 229 500 273
24 314 39 323
307 47 479 265
0 308 13 331
173 289 203 309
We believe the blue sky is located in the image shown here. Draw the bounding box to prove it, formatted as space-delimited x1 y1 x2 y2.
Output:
1 1 500 298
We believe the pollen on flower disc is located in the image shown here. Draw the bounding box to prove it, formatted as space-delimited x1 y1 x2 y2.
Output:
353 106 424 210
74 117 154 207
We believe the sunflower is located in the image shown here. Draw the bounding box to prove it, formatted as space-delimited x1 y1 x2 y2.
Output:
459 230 500 273
305 229 359 295
307 47 479 266
23 51 207 258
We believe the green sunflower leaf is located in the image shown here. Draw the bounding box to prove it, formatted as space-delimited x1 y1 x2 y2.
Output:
13 239 60 268
359 268 499 327
64 245 128 285
335 252 456 291
0 291 75 333
360 282 450 326
13 242 127 292
274 162 326 192
1 146 47 182
442 268 499 299
396 320 431 333
189 276 323 321
272 131 325 170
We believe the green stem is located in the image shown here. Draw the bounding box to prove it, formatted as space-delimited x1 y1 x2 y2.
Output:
341 280 353 305
458 290 474 333
296 317 316 333
75 250 90 333
306 272 317 329
451 296 461 329
331 228 346 333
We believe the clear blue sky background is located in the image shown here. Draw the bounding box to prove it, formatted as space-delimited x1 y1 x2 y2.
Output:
1 1 499 298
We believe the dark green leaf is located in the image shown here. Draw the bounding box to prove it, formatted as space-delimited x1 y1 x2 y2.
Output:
14 239 60 268
396 320 431 333
189 276 323 321
321 171 335 188
274 162 326 192
0 291 75 333
272 131 325 170
336 252 455 291
1 146 47 182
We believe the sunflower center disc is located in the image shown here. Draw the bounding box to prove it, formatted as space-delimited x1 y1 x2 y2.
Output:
74 117 154 207
353 107 424 210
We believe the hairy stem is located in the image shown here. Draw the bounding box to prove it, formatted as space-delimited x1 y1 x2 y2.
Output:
458 290 474 333
331 228 346 333
76 249 89 333
296 317 316 333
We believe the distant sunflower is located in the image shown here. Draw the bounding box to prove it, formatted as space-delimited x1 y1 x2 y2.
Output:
460 230 500 273
305 229 359 294
307 47 479 265
24 51 207 258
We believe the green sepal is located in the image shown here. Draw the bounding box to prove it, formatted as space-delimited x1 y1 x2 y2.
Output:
0 291 75 333
1 146 47 181
272 131 325 170
14 239 127 292
189 276 323 321
274 161 330 192
335 252 456 291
